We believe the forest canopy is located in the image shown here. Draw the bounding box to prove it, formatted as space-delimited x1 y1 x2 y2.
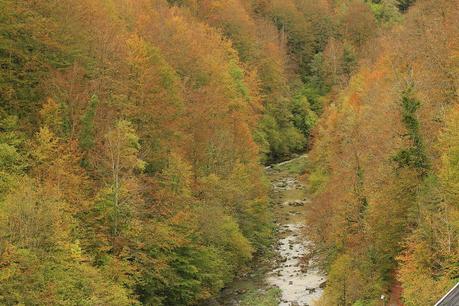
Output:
0 0 457 305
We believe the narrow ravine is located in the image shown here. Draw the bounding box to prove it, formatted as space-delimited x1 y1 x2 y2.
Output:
213 155 326 306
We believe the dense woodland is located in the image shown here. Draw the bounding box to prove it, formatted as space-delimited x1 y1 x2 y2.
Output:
307 1 459 305
0 0 457 305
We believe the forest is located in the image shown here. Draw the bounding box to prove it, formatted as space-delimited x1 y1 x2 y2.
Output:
0 0 457 305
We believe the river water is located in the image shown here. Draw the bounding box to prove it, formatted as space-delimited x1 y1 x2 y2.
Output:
267 173 325 306
213 157 326 306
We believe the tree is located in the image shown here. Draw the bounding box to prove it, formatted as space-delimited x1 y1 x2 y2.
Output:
396 0 416 12
79 95 98 152
0 179 134 305
398 105 459 305
125 34 184 174
30 126 87 209
99 119 144 241
320 254 366 305
0 114 25 197
340 1 377 49
393 90 429 175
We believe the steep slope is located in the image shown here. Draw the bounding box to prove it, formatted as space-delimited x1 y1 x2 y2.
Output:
307 1 459 304
0 0 433 305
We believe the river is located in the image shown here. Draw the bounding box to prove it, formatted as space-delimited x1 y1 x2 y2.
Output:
211 155 326 306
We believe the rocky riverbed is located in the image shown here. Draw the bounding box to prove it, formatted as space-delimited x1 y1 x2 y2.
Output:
267 174 325 306
212 156 326 306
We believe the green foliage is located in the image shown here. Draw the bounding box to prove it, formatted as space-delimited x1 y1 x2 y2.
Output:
79 95 98 151
94 120 144 241
239 287 281 306
393 91 429 174
259 115 287 161
237 196 274 252
292 94 318 143
0 114 25 196
0 180 133 305
197 205 253 264
229 61 250 101
137 217 234 306
307 53 331 98
259 112 308 162
396 0 416 12
308 166 329 194
272 155 309 175
39 98 70 137
369 1 402 24
342 44 358 78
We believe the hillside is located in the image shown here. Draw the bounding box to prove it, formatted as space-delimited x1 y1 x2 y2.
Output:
307 1 459 305
0 0 457 305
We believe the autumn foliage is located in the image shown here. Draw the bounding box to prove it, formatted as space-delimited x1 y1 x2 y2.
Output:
307 0 459 304
0 0 333 304
0 0 456 305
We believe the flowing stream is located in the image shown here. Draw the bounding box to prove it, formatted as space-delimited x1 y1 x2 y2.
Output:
266 173 325 306
212 156 326 306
